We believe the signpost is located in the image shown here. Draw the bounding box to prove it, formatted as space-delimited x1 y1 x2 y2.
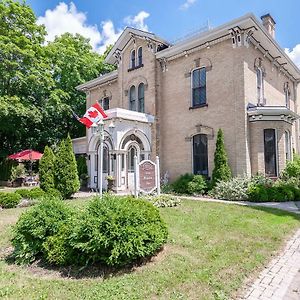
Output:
134 156 160 197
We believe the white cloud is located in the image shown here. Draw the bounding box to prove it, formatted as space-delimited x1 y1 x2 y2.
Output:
124 11 150 31
180 0 197 10
37 2 150 54
98 20 122 54
285 45 300 68
37 2 102 50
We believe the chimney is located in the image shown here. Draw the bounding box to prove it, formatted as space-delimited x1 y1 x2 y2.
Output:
261 14 276 39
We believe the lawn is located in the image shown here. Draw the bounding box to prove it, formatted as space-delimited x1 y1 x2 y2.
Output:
0 198 299 300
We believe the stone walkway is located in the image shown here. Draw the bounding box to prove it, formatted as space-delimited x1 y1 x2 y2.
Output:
240 228 300 300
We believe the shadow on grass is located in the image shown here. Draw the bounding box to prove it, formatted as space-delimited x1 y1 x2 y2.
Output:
4 247 164 280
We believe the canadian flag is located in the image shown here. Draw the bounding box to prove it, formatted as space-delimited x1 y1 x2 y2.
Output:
79 103 108 128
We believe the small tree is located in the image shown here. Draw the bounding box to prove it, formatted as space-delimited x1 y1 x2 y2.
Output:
39 146 55 191
211 129 231 186
54 135 80 199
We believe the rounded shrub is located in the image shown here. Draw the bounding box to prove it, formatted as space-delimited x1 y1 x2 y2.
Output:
67 195 168 267
171 173 194 194
187 175 207 195
12 198 73 264
15 189 31 199
0 192 21 208
247 184 269 202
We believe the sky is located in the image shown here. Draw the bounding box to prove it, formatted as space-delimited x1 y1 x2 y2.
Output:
26 0 300 67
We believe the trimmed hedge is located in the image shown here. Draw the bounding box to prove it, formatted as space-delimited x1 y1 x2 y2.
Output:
0 192 21 208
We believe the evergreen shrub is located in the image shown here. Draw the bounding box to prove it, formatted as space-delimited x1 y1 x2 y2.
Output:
211 129 231 186
39 146 55 191
0 192 21 208
12 198 73 264
54 135 80 199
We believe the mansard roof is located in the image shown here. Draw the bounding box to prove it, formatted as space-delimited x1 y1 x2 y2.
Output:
105 27 170 65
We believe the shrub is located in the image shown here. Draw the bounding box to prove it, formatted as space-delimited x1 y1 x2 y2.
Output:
54 135 80 199
27 187 46 199
0 192 21 208
211 129 231 187
281 154 300 179
66 195 168 267
171 173 194 194
144 194 181 208
15 189 31 199
187 175 207 195
10 164 26 181
76 155 88 178
39 146 55 192
0 158 16 181
12 198 73 264
210 177 249 201
247 184 269 202
161 183 174 194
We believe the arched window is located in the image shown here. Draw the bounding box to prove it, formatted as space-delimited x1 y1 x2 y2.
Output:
99 97 109 110
257 67 265 105
192 67 206 107
264 129 277 177
193 134 208 176
131 49 136 69
128 145 137 172
138 47 143 66
138 83 145 113
103 145 109 173
129 86 136 111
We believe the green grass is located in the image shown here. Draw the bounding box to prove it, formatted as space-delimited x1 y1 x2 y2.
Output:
0 198 299 300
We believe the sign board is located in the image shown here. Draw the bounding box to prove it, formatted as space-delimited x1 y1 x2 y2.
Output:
139 160 156 193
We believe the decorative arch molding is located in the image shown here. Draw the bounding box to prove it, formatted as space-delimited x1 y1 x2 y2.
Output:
254 57 266 75
89 130 114 152
184 57 213 78
118 129 151 152
99 89 113 101
185 124 214 141
124 75 149 96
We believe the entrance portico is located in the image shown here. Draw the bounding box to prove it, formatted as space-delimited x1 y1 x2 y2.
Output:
85 108 154 193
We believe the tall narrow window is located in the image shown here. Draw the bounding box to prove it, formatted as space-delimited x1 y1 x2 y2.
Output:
138 47 143 66
128 146 137 172
193 134 208 176
285 131 291 161
103 146 109 173
192 68 206 107
284 83 290 109
138 83 145 113
131 49 136 69
264 129 277 177
100 97 109 110
129 86 136 111
257 67 264 105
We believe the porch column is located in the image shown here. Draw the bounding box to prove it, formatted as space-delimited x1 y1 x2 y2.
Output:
117 153 121 188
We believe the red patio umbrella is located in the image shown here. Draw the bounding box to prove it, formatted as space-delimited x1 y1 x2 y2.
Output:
8 149 43 161
8 149 43 176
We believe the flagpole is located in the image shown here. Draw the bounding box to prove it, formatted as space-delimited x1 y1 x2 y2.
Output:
98 119 104 198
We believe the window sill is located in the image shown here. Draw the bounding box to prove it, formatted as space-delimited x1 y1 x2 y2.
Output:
128 64 144 72
189 104 208 110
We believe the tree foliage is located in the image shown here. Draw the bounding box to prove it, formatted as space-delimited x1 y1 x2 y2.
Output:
211 129 232 186
0 0 115 157
54 135 80 198
39 146 55 191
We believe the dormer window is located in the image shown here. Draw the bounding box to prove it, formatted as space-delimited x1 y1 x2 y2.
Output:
138 47 143 66
130 50 136 69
